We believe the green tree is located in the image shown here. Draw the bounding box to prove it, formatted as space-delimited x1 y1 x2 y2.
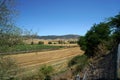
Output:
108 13 120 43
78 23 110 57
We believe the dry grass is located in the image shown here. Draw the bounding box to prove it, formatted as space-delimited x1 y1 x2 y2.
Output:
7 47 84 76
24 39 48 44
9 47 83 66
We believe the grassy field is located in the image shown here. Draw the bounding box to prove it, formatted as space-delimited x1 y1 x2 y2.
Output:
0 44 64 54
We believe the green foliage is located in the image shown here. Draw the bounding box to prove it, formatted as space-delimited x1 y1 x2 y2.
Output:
53 42 56 44
77 36 87 51
68 41 77 44
68 55 88 74
39 65 53 76
31 41 34 45
108 13 120 43
0 44 63 54
78 23 110 57
39 65 53 80
86 23 110 57
48 42 52 44
75 62 87 72
68 55 88 67
44 75 51 80
109 13 120 29
78 13 120 58
38 41 44 45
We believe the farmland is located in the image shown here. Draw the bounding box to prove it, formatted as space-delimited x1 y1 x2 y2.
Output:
0 37 79 54
0 44 64 54
8 47 84 75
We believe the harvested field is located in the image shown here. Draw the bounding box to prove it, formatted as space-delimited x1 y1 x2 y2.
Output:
9 47 84 73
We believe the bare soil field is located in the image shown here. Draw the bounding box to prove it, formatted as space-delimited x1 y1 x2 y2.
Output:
8 47 84 75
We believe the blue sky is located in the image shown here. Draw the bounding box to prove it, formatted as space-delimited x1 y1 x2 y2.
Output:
16 0 120 36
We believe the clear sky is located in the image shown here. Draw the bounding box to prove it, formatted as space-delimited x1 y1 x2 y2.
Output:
16 0 120 36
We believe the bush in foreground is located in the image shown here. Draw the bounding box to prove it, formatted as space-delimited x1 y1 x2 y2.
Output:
68 55 88 74
21 65 54 80
68 55 88 67
39 65 54 80
0 56 20 80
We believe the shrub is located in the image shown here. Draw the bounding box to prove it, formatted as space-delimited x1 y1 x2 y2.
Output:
31 41 34 45
39 65 53 75
68 55 88 67
108 13 120 43
0 56 20 80
77 36 87 51
68 55 88 74
38 41 44 45
48 42 52 44
39 65 54 80
69 41 77 44
75 61 88 72
54 42 56 44
58 40 65 44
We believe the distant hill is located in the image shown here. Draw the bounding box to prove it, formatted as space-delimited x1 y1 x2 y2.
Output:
37 34 80 40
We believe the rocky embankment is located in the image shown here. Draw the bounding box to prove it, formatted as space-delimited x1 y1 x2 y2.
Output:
85 46 118 80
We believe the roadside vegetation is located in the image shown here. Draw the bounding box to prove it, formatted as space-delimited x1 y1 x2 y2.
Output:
0 56 21 80
68 55 88 67
78 13 120 58
21 65 54 80
68 55 88 74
